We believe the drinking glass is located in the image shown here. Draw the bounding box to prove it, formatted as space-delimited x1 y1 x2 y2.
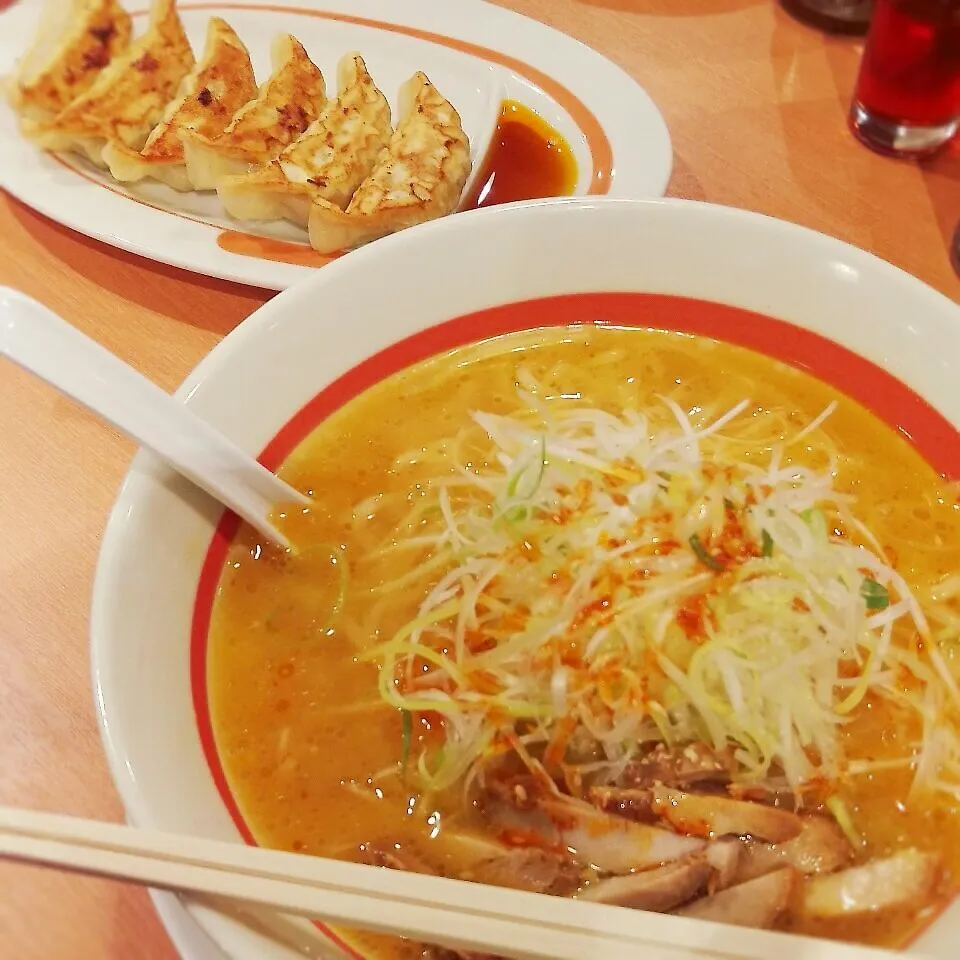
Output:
781 0 874 33
850 0 960 157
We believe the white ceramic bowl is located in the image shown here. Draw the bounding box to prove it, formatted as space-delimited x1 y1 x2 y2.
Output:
91 197 960 960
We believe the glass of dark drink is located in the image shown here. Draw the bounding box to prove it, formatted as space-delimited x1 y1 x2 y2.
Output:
850 0 960 157
781 0 874 34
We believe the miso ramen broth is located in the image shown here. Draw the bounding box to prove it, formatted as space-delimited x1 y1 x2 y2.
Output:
208 325 960 956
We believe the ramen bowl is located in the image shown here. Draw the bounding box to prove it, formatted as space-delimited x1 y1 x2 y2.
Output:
91 197 960 960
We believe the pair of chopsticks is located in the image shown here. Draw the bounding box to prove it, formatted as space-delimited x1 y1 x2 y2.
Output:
0 806 934 960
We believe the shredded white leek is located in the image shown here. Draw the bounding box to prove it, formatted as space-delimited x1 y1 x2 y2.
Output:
362 372 960 798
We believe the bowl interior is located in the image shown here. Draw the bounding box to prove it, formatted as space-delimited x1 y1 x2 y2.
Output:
91 198 960 960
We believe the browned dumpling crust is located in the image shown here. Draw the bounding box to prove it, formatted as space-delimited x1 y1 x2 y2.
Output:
307 71 471 254
180 33 326 191
8 0 133 123
28 0 195 167
103 17 257 192
217 52 391 228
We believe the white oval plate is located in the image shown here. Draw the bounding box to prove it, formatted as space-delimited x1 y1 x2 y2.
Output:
0 0 672 290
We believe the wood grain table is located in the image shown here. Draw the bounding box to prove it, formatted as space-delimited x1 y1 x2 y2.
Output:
0 1 957 957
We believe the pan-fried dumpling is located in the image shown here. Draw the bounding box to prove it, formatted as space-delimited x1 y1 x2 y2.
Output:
180 33 325 191
29 0 194 167
7 0 132 124
307 72 471 255
102 17 256 192
217 52 391 228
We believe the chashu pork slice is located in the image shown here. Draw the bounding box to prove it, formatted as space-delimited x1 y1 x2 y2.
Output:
674 867 797 929
801 849 942 920
180 33 325 190
103 17 257 191
28 0 194 167
579 859 712 913
8 0 132 124
216 51 390 227
651 786 803 843
307 70 471 255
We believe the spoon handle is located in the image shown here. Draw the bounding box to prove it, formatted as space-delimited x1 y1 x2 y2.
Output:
0 287 307 545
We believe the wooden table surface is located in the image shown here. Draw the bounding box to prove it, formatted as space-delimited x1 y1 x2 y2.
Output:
0 0 958 957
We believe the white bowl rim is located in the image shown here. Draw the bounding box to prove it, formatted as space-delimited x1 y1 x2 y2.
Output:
88 195 960 955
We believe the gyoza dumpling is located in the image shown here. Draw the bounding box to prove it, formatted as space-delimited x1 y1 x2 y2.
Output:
7 0 132 124
102 17 256 192
307 72 470 255
29 0 194 168
180 33 325 191
216 52 391 228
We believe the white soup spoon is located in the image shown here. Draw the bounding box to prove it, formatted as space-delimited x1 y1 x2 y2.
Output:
0 287 309 547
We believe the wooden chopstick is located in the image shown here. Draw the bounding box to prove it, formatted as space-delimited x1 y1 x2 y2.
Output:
0 806 930 960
